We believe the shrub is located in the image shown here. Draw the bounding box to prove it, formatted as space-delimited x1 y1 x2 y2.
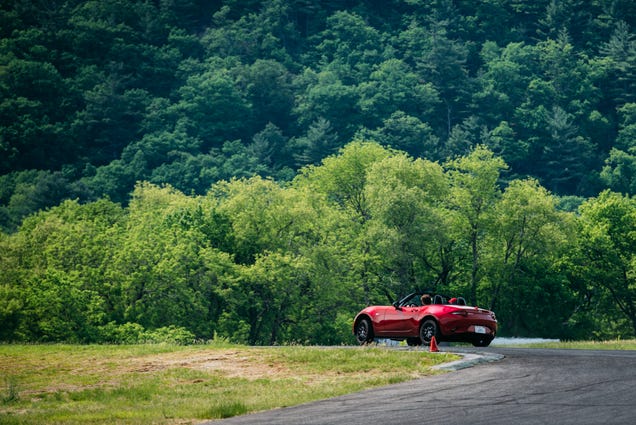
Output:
142 325 196 345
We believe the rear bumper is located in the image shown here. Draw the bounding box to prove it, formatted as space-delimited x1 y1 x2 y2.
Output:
440 322 497 339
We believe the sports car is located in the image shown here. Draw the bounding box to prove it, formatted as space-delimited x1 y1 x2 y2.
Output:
353 293 497 347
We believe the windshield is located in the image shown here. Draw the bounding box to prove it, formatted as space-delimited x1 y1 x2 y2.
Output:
397 293 449 307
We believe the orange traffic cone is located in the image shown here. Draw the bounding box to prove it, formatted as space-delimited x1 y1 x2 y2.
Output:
429 336 439 352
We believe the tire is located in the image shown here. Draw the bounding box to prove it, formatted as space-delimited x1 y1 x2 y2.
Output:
472 336 493 347
355 318 374 345
419 319 439 345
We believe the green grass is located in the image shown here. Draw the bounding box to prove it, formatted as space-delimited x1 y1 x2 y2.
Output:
505 339 636 350
0 344 458 425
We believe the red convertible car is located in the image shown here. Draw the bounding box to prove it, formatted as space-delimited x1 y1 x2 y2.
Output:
353 293 497 347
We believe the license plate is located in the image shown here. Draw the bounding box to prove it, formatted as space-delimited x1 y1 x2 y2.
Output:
474 326 486 334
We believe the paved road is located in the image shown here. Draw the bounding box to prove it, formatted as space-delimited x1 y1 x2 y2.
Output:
204 348 636 425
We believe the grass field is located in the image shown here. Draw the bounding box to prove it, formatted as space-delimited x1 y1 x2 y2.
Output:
0 343 458 425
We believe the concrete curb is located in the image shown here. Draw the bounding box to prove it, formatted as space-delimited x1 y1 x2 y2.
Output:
432 351 505 371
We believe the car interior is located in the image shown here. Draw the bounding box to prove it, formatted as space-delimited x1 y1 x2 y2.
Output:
401 293 467 307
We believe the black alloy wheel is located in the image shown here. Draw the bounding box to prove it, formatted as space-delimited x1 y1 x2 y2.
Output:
419 319 438 345
355 318 374 345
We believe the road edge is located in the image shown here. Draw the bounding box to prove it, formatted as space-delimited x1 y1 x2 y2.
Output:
432 350 504 371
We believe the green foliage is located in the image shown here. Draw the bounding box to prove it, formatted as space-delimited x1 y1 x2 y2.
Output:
3 141 636 342
1 0 636 226
446 145 508 304
566 191 636 338
486 179 574 325
2 1 636 342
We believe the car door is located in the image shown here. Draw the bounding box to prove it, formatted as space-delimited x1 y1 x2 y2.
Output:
380 300 421 335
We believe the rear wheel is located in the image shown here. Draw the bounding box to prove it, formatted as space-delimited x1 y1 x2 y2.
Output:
419 319 439 345
354 318 374 345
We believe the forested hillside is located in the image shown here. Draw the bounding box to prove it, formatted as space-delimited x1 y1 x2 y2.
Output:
1 1 636 343
2 0 636 229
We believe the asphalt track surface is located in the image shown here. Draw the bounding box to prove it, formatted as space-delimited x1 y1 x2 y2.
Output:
204 347 636 425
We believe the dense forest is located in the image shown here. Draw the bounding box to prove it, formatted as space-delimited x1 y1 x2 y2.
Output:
1 0 636 343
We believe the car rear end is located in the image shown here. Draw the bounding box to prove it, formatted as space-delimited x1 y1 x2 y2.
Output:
439 305 497 346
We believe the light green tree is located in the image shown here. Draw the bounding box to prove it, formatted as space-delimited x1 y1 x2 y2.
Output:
484 179 575 336
365 153 453 296
572 191 636 337
446 145 507 305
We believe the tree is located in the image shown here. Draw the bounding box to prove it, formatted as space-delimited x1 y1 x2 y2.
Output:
443 116 485 158
293 141 395 305
573 191 636 337
365 153 453 295
0 198 126 342
474 41 536 127
239 59 295 132
148 151 220 195
538 0 597 48
295 141 392 222
356 111 439 159
235 252 311 345
71 84 153 166
248 122 290 173
212 174 356 344
507 0 551 37
214 176 297 264
357 58 440 129
615 103 636 152
541 106 595 194
599 21 636 107
484 120 529 175
485 179 575 336
602 104 636 195
601 148 636 195
0 170 89 233
398 17 472 136
175 66 251 149
202 0 297 65
510 33 602 194
291 118 339 166
446 145 507 305
0 57 71 172
0 231 25 340
87 183 229 339
312 10 384 83
293 68 361 143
